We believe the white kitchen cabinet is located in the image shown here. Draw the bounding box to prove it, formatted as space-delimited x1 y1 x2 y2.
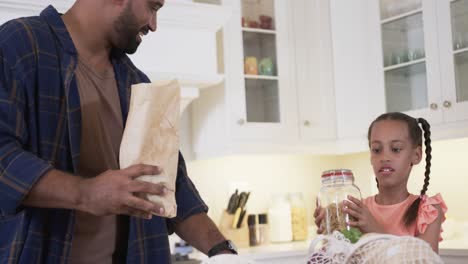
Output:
371 0 444 125
223 0 299 142
331 0 468 151
190 0 338 159
370 0 468 139
191 0 299 159
292 0 337 143
329 0 383 152
435 0 468 124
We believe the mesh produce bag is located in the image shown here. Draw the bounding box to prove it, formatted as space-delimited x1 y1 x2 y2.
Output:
307 231 443 264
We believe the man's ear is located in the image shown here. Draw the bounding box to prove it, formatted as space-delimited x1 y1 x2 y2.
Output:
412 145 423 165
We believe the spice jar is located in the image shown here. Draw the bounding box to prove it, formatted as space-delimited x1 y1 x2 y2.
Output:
317 169 362 243
257 213 269 245
289 192 308 241
248 214 259 246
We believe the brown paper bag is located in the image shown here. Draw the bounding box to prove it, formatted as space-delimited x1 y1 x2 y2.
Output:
119 80 180 218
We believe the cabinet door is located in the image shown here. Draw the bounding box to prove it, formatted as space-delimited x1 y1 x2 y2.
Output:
225 0 298 141
376 0 443 123
436 0 468 123
293 0 337 142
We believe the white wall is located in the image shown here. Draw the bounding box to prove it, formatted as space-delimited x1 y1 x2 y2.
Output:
186 137 468 228
186 154 336 226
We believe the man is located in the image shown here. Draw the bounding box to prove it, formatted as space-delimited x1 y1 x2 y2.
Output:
0 0 236 263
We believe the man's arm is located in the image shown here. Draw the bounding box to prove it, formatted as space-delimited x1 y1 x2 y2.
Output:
174 213 231 255
22 169 82 210
22 165 168 219
167 153 234 255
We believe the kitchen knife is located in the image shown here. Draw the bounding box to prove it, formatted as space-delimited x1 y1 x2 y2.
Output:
236 209 247 228
227 189 238 214
232 207 242 229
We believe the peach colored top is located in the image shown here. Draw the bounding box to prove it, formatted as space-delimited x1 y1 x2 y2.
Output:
363 193 447 240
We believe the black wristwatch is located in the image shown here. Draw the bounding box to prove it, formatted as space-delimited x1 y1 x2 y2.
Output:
207 240 238 257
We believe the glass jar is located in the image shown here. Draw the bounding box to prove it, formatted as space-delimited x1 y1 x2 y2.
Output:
289 192 308 241
268 194 292 242
317 169 362 243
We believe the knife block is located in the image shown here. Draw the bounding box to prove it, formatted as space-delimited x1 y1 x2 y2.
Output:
218 210 249 248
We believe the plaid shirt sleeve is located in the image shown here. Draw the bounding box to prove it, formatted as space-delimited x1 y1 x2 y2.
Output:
0 43 53 217
166 152 208 233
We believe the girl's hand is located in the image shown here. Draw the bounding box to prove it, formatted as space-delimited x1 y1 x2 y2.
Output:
344 195 385 234
313 199 325 234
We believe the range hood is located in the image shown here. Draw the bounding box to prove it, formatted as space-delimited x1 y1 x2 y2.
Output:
129 0 230 113
0 0 231 113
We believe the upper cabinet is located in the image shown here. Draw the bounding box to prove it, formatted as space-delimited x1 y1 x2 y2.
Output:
435 0 468 123
223 0 299 141
370 0 468 127
190 0 337 159
188 0 468 159
332 0 468 148
376 0 443 124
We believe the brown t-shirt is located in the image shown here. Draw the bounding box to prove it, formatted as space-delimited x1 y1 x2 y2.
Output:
69 58 124 264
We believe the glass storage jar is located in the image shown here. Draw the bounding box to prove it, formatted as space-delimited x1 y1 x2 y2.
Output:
289 192 308 241
268 194 292 242
317 169 362 243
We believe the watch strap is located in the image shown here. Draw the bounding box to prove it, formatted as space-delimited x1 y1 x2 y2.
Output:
207 240 238 257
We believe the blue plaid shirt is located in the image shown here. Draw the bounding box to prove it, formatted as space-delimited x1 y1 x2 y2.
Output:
0 5 208 264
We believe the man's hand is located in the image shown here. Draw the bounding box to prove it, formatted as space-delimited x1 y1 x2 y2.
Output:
77 164 165 219
343 195 385 234
313 199 325 234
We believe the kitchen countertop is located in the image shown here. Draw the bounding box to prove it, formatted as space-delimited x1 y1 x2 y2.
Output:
192 238 468 262
238 240 310 260
440 239 468 258
237 238 468 261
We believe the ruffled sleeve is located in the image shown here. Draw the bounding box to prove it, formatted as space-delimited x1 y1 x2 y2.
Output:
417 193 448 241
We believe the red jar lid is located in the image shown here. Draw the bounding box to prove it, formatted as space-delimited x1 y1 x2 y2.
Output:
321 169 354 178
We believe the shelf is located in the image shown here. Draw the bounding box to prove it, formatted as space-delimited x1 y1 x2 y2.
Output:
384 58 426 71
381 8 422 25
454 47 468 55
145 71 224 113
244 74 279 80
242 27 276 35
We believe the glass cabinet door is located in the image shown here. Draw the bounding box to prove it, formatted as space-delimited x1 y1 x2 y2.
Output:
379 0 429 113
241 0 280 123
451 0 468 104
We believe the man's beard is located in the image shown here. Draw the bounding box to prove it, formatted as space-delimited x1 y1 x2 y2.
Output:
113 3 142 54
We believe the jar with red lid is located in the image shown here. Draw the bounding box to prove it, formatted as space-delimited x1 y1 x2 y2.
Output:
317 169 362 242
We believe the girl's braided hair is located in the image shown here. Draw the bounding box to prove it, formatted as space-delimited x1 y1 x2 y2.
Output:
367 112 431 226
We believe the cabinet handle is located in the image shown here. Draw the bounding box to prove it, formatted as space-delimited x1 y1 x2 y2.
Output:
443 100 452 108
237 118 245 125
430 103 438 110
303 120 311 127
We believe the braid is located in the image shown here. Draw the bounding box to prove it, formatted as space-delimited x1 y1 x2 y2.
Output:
404 117 432 226
418 117 432 196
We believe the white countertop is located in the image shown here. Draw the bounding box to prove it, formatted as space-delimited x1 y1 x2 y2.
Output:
238 240 310 260
237 238 468 260
191 238 468 261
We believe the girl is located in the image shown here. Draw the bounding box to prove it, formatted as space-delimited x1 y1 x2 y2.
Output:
314 112 447 252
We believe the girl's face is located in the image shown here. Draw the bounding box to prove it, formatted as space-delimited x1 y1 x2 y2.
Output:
369 120 422 189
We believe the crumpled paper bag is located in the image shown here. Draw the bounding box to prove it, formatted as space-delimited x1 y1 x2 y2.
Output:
119 80 180 218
